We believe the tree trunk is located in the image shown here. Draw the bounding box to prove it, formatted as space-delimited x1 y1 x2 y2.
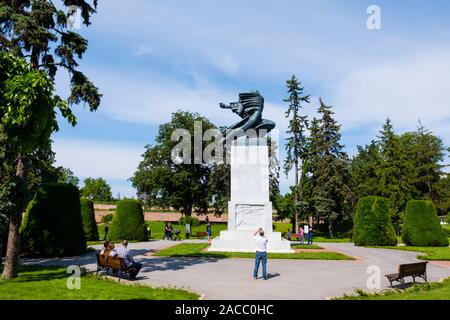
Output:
2 155 28 280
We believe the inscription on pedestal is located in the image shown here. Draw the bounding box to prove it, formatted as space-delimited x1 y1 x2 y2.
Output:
235 204 265 231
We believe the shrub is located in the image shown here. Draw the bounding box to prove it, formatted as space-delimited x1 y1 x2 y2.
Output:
402 200 449 247
109 199 147 241
20 183 86 257
101 213 113 224
353 196 397 246
178 216 200 227
80 199 99 241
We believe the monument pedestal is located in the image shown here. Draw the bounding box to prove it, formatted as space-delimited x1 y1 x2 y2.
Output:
209 140 293 253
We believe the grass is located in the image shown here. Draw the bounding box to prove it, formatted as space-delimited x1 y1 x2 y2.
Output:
337 277 450 300
368 245 450 261
291 244 323 250
153 243 354 260
0 265 199 300
442 224 450 237
313 237 351 243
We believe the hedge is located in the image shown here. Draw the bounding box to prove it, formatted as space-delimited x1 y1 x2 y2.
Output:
20 183 86 257
80 198 99 241
402 200 449 247
353 196 397 246
109 199 147 241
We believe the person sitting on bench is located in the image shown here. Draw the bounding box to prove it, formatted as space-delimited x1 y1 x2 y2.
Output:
116 240 142 280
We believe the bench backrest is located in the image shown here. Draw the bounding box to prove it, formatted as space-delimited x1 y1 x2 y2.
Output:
97 253 126 270
196 232 208 237
398 262 428 277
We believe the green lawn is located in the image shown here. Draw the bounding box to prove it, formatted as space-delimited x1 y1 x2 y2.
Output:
291 244 323 249
368 245 450 261
0 265 199 300
153 243 354 260
338 278 450 300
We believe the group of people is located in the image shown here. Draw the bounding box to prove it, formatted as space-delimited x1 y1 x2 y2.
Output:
163 216 212 243
286 225 314 245
100 240 142 280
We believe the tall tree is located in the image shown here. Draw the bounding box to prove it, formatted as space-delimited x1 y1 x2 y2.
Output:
400 123 446 201
376 119 416 234
81 177 112 201
0 1 100 279
308 99 352 238
131 111 217 216
283 75 310 231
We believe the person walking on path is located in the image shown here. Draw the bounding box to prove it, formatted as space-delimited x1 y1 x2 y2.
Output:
299 226 304 244
253 227 268 280
307 225 314 245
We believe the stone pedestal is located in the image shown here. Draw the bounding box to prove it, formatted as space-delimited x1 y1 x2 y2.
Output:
209 139 293 253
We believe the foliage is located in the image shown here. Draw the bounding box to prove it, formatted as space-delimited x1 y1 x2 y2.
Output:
80 198 98 241
101 213 113 224
131 111 218 216
57 167 79 187
283 75 310 229
301 99 353 237
402 200 448 247
109 200 147 241
20 183 86 257
178 216 200 227
81 177 112 201
350 120 448 232
353 196 397 246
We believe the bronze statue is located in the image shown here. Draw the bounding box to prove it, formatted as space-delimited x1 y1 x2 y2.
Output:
220 92 275 144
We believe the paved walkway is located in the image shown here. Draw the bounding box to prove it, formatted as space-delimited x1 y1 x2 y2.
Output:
22 241 450 300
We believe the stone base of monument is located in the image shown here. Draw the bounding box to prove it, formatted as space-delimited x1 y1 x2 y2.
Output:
208 230 293 253
208 139 293 253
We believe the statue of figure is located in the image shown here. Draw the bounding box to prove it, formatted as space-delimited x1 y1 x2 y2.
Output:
219 92 275 144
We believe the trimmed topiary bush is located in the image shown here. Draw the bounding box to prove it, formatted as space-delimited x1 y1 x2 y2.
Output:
80 198 99 241
353 196 397 246
20 183 86 257
109 199 147 241
402 200 449 247
101 213 113 224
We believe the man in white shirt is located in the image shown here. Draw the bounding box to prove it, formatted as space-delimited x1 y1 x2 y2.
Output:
253 227 268 280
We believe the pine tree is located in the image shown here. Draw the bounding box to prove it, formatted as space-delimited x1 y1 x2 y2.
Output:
283 75 310 231
309 99 352 238
376 119 416 234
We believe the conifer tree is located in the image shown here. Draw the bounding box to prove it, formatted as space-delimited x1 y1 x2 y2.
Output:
283 75 310 230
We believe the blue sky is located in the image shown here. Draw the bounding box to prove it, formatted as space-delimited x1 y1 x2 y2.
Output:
51 0 450 197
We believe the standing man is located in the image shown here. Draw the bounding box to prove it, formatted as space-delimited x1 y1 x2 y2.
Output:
253 227 268 280
102 223 109 241
206 222 212 244
307 225 314 245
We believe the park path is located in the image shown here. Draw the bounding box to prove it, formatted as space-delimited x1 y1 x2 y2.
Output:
21 241 450 300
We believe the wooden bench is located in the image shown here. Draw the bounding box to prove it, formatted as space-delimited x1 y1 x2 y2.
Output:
196 231 208 237
96 253 130 281
385 261 428 286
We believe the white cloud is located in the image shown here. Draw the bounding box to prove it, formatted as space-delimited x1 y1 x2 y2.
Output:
52 139 144 180
331 49 450 144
